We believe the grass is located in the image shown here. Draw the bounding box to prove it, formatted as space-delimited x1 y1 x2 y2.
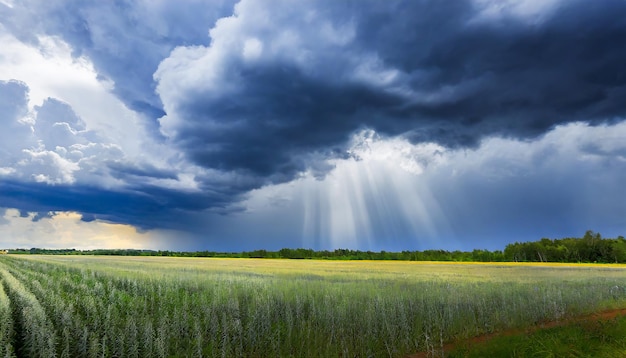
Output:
0 255 624 357
447 313 626 357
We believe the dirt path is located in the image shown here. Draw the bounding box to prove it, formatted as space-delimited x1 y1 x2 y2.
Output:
407 307 626 358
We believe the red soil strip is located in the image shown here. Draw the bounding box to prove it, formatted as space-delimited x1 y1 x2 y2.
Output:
407 307 626 358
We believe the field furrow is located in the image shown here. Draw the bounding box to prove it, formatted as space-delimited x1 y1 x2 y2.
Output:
0 264 57 358
0 277 16 358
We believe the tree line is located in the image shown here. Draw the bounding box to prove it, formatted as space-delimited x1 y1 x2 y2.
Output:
7 231 626 263
11 247 505 262
503 231 626 263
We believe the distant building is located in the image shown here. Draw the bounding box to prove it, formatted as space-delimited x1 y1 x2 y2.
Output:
0 250 8 254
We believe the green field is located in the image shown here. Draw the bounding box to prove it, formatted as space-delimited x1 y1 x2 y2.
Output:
0 255 625 357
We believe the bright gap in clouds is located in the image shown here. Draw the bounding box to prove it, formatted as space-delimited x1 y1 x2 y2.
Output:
0 27 151 159
231 121 626 252
0 26 200 250
0 209 172 250
302 132 454 250
240 130 457 251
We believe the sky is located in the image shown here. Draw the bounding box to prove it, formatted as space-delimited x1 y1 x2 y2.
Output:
0 0 625 252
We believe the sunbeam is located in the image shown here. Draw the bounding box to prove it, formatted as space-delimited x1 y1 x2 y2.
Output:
299 131 455 250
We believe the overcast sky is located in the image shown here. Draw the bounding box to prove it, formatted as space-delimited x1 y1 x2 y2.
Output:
0 0 625 251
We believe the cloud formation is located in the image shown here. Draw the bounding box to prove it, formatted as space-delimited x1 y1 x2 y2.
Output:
0 79 244 228
0 0 625 249
0 209 175 250
172 121 626 252
0 0 236 131
156 0 626 189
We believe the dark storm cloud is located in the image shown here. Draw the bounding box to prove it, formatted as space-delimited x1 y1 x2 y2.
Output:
175 64 401 178
0 81 217 229
157 0 626 191
0 179 245 230
0 0 237 134
383 0 626 142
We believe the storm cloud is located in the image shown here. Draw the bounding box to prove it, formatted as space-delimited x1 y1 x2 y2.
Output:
0 80 221 228
0 0 625 249
0 179 244 230
156 0 626 187
0 0 236 133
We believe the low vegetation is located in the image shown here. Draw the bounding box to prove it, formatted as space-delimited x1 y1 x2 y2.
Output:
447 313 626 357
0 255 624 357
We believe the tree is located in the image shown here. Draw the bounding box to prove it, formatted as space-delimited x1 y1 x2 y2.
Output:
613 237 626 263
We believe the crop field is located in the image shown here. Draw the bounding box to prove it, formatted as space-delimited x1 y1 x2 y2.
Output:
0 255 625 357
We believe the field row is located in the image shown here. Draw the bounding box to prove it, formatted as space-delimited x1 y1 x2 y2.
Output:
0 255 625 357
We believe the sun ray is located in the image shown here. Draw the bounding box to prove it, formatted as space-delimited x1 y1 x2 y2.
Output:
297 131 456 250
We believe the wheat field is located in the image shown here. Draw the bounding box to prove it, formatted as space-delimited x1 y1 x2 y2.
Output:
0 255 625 357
